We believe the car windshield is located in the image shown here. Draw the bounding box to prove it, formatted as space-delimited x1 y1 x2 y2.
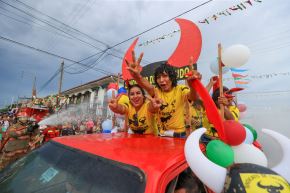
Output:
0 141 146 193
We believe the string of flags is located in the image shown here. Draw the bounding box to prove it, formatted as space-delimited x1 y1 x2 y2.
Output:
199 0 263 24
138 0 263 47
223 71 290 82
138 29 180 47
230 68 250 88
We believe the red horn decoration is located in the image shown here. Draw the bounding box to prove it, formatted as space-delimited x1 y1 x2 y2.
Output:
191 80 226 141
166 18 226 141
167 18 202 67
122 38 142 80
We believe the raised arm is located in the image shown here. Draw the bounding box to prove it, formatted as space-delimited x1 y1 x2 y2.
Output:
126 51 156 97
186 56 202 101
108 91 127 115
206 76 218 93
217 96 235 120
146 95 163 114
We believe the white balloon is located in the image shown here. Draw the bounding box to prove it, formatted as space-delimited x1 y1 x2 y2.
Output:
185 128 226 193
262 129 290 182
243 126 254 144
222 44 250 68
232 143 268 167
210 59 230 75
102 119 112 130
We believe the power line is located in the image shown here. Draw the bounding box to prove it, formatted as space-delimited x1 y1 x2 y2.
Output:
38 68 61 92
251 41 290 55
65 51 108 74
1 0 214 86
11 0 106 45
12 0 154 64
10 0 126 55
0 0 106 52
56 0 214 73
239 90 290 95
62 0 214 72
247 27 290 47
1 0 119 75
0 35 112 75
3 0 143 71
0 9 74 40
106 0 214 50
66 0 94 28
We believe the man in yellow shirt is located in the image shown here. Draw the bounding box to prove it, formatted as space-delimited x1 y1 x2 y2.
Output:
126 52 201 138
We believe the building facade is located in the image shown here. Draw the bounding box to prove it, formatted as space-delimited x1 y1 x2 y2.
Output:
61 75 122 117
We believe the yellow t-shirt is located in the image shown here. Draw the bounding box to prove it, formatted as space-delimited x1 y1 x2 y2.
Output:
190 106 211 130
229 105 240 121
118 96 157 135
155 85 189 133
205 106 239 137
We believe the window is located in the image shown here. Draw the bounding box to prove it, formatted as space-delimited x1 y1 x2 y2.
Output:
166 168 206 193
0 141 146 193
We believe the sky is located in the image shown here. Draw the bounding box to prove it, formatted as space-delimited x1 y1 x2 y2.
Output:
0 0 290 110
1 0 290 164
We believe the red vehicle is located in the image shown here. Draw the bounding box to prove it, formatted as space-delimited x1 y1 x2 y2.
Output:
18 106 49 122
0 133 207 193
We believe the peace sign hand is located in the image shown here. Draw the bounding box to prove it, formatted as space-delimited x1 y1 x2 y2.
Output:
108 90 118 112
125 50 143 78
146 95 163 111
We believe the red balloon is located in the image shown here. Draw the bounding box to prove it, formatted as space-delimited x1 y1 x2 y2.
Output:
237 104 247 112
107 83 119 90
223 120 246 146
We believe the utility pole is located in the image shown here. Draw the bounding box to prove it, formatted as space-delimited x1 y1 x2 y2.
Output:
32 75 36 99
57 60 64 108
58 60 64 96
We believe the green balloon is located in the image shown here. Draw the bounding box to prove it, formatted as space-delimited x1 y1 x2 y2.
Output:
243 123 258 140
206 140 234 168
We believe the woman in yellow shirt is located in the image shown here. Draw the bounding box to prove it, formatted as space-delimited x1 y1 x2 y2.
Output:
108 84 158 135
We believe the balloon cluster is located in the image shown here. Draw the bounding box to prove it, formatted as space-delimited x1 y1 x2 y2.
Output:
106 82 127 100
207 45 261 167
186 42 289 192
210 58 230 75
185 128 290 193
106 83 118 100
210 44 250 75
206 121 267 168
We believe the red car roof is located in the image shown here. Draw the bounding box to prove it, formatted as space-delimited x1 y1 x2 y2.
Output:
53 133 187 193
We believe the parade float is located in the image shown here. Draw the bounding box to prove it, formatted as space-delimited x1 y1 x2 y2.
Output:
0 18 289 193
